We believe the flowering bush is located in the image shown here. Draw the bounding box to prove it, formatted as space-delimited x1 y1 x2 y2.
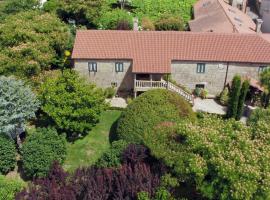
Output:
145 114 270 200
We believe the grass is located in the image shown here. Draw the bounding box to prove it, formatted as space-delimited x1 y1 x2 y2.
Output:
63 110 122 172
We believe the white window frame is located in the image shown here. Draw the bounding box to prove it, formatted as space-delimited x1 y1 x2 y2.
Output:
197 63 206 73
115 62 124 72
88 62 97 72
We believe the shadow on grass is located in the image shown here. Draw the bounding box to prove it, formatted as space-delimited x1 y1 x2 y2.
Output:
109 117 120 143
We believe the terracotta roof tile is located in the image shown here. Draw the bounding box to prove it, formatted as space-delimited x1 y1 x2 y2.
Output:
72 30 270 73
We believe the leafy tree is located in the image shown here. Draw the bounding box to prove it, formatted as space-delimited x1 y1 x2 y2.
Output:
0 76 39 146
0 10 71 78
1 0 39 15
0 135 16 174
116 89 195 144
47 0 106 28
0 175 25 200
40 70 107 138
227 75 241 118
145 114 270 200
21 128 66 178
99 8 133 29
236 80 249 120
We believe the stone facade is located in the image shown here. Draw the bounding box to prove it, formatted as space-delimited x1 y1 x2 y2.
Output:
74 59 267 96
74 59 134 92
171 61 263 95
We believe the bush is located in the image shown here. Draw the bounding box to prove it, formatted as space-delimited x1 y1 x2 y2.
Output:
17 145 166 199
219 87 229 105
145 115 270 200
40 70 107 138
0 175 25 200
21 128 66 178
142 17 155 31
96 140 128 168
116 19 132 30
155 15 184 31
104 86 116 98
99 9 133 30
116 89 195 144
227 75 241 118
0 135 16 174
236 80 249 120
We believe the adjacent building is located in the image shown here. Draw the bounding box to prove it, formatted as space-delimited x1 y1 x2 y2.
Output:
72 30 270 98
189 0 257 33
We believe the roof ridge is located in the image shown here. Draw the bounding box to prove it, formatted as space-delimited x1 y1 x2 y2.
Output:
217 0 239 32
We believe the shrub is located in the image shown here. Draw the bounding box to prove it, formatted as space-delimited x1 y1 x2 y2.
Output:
40 70 107 138
21 128 66 178
0 135 16 174
0 175 25 200
137 191 151 200
116 89 195 144
17 145 166 199
99 9 133 30
104 87 116 98
155 15 184 31
219 87 229 105
116 19 132 30
236 80 249 120
199 89 208 99
142 17 155 31
96 140 128 168
227 75 241 118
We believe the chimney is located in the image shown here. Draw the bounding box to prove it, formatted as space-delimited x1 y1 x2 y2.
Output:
133 17 139 31
256 18 263 33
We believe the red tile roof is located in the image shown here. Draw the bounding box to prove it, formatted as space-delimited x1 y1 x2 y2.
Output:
72 30 270 73
189 0 256 33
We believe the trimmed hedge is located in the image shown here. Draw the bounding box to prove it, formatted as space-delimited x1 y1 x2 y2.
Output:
21 128 66 178
0 135 16 174
116 89 195 144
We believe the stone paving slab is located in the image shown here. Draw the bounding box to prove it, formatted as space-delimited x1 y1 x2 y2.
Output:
106 97 128 108
193 98 227 115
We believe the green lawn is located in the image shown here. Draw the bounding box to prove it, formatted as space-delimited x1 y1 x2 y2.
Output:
63 110 122 172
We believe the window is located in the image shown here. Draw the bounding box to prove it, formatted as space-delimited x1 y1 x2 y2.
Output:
115 62 124 72
258 66 268 73
88 62 97 72
195 84 205 89
197 63 206 73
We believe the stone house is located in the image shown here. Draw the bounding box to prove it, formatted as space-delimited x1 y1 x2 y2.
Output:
72 30 270 101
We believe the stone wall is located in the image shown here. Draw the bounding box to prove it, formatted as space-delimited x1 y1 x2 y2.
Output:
171 61 262 95
74 59 133 92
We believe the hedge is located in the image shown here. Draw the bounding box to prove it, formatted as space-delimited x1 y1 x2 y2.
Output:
116 89 195 144
0 135 16 174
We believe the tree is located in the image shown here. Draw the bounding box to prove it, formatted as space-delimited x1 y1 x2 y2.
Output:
40 70 107 138
2 0 39 15
116 89 196 144
144 114 270 200
227 75 241 118
0 76 39 146
0 10 71 78
21 128 66 178
236 80 249 120
47 0 106 28
260 68 270 107
0 135 16 174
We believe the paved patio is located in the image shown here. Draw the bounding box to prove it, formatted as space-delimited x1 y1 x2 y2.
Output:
193 98 227 115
